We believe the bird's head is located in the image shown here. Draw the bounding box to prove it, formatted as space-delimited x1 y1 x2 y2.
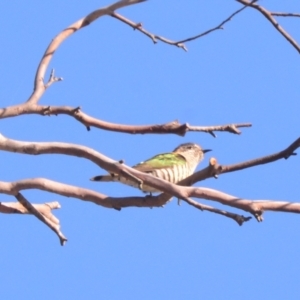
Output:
173 143 211 163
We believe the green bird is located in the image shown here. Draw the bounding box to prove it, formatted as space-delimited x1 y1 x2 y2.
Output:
90 143 211 193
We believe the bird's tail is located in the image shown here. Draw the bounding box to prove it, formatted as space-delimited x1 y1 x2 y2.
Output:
90 174 115 182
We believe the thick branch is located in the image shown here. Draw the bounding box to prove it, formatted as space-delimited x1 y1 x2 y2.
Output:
1 177 299 224
0 134 299 221
236 0 300 54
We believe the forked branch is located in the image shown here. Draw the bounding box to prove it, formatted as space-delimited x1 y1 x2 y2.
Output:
0 133 299 222
1 175 299 234
236 0 300 54
0 198 66 245
0 0 252 137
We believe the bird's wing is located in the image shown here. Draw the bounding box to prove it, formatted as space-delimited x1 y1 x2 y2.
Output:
133 153 186 172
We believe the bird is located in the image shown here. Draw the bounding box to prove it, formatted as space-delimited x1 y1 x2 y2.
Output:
90 143 211 193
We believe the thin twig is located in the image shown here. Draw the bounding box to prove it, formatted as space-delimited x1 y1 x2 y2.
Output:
183 197 252 226
177 2 254 44
271 12 300 18
111 3 251 51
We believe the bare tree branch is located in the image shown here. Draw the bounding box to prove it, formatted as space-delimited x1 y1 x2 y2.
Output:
0 104 251 136
14 193 67 245
0 200 60 216
271 12 300 18
1 177 299 225
0 0 252 137
0 178 247 224
183 197 252 226
236 0 300 54
44 69 63 89
176 2 255 44
0 134 299 223
150 137 300 207
150 137 300 205
27 0 146 106
186 187 300 222
182 137 300 184
1 1 299 244
111 2 253 51
0 199 66 244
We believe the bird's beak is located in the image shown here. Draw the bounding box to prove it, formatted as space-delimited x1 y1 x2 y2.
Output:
203 149 212 153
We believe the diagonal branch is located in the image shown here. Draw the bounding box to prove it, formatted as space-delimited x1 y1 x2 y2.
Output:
187 137 300 184
176 2 256 44
0 198 66 244
14 193 67 245
183 197 252 226
155 137 299 205
236 0 300 54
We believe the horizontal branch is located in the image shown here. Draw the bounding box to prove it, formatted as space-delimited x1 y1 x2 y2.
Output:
271 12 300 18
0 178 249 225
0 103 251 136
0 200 60 215
1 177 299 225
187 187 300 222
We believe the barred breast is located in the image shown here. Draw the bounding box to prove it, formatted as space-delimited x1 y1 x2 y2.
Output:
140 162 193 193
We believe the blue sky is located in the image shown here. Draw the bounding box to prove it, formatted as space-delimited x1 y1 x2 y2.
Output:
0 1 299 299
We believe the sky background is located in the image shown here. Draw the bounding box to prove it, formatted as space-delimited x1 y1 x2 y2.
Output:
0 1 299 299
